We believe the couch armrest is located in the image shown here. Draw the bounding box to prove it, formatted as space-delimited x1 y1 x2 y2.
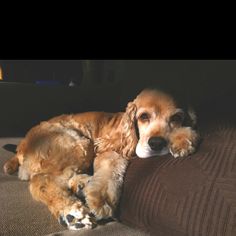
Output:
119 120 236 236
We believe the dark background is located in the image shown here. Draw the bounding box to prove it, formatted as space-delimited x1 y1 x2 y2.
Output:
0 60 235 137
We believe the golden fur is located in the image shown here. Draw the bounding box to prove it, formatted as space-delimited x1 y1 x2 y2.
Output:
3 89 199 230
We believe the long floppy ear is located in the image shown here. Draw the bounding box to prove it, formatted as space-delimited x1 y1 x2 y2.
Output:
119 101 138 158
125 101 137 123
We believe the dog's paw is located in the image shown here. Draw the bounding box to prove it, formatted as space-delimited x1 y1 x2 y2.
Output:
89 201 113 220
58 205 96 230
84 191 113 220
74 183 113 220
169 127 198 158
68 174 91 196
170 138 195 158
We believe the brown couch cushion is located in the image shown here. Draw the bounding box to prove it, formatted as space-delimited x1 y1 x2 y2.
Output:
119 120 236 236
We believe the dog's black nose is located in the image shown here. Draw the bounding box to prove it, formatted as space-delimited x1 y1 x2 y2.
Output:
148 137 167 151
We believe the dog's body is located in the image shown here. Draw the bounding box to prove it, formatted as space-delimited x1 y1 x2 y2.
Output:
3 89 199 230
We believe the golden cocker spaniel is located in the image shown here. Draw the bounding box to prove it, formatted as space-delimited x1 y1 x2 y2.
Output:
3 89 199 230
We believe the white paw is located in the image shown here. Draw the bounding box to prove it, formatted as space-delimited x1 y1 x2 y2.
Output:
59 207 96 230
170 139 195 158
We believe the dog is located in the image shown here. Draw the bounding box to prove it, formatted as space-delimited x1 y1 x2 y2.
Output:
3 89 199 230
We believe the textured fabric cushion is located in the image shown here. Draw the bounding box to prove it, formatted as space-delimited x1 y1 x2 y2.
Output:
119 120 236 236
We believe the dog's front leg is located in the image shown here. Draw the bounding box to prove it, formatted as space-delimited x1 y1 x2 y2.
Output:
82 151 128 220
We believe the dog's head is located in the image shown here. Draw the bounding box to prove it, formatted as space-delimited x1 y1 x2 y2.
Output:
126 89 196 158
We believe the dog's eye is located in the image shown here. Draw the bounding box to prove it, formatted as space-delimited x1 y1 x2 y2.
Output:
139 113 150 121
169 112 184 126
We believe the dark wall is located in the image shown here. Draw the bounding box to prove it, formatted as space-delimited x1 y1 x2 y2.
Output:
0 60 123 136
0 82 122 137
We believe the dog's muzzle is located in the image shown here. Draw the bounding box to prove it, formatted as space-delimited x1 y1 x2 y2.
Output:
136 136 169 158
148 137 167 152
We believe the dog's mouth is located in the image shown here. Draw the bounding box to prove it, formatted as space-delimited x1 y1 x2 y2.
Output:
135 142 169 158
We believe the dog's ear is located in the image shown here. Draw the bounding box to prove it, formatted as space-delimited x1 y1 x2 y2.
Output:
119 101 138 157
125 101 137 122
